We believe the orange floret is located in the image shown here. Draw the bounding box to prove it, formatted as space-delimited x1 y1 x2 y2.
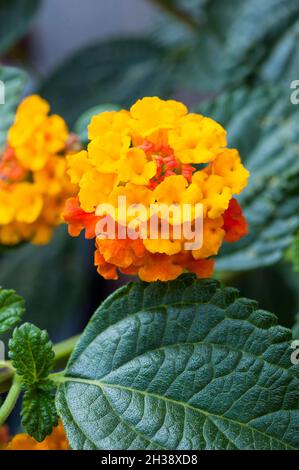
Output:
223 198 248 242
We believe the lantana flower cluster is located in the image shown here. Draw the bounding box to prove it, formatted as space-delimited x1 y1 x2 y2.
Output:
4 421 69 451
64 97 249 281
0 95 76 245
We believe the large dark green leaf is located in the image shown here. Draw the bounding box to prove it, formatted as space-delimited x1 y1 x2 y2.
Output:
0 66 27 152
224 0 299 86
56 275 299 450
152 0 299 91
195 87 299 272
40 38 174 126
0 0 40 54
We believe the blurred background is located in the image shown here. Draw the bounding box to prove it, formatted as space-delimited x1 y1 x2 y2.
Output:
31 0 155 73
1 0 299 356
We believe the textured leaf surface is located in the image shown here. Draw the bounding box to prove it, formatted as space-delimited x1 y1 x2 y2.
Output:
196 87 299 272
0 66 27 152
22 382 58 442
223 0 299 87
40 38 174 126
0 0 40 54
56 275 299 450
0 288 25 335
9 323 54 387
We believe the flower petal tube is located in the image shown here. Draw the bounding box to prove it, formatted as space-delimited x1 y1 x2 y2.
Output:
64 97 249 282
0 95 77 246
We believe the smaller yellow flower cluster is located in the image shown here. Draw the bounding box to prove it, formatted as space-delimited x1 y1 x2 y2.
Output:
0 95 76 245
65 97 249 282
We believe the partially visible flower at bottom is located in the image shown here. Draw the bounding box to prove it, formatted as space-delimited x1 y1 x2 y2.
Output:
64 97 249 282
4 421 69 451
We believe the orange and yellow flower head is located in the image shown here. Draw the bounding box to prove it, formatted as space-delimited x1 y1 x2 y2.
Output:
0 95 77 245
64 97 249 282
4 421 69 450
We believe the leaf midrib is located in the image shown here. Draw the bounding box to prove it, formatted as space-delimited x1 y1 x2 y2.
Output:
72 302 294 376
56 375 297 450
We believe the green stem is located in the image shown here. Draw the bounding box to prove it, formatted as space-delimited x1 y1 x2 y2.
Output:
0 375 22 425
0 336 79 422
53 334 80 369
0 362 15 393
150 0 199 30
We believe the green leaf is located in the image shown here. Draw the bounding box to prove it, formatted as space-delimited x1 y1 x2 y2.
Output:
195 86 299 272
40 37 174 126
0 0 40 54
153 0 299 91
74 104 121 146
0 66 28 152
56 275 299 450
0 288 25 335
9 323 54 387
223 0 299 87
21 381 59 442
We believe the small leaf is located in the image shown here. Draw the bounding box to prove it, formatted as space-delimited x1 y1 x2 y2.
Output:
9 323 55 387
74 104 121 146
0 66 28 152
0 288 25 335
40 37 174 126
22 381 58 442
0 0 40 54
56 275 299 450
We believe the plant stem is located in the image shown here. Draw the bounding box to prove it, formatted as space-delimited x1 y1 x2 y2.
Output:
0 362 15 393
53 334 80 369
0 375 22 425
150 0 199 31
